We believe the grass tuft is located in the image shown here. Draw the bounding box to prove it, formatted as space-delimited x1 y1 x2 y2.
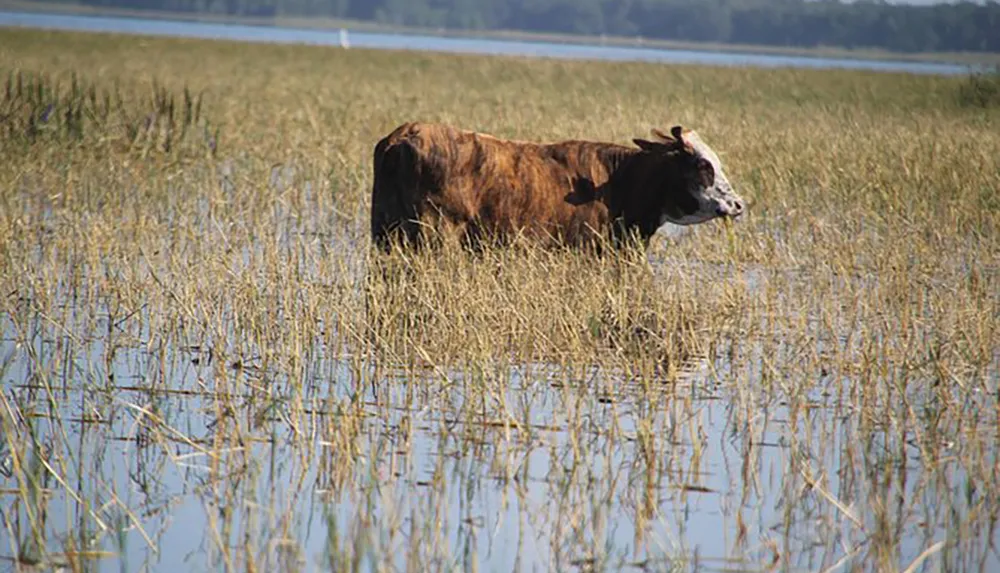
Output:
957 66 1000 108
1 68 217 158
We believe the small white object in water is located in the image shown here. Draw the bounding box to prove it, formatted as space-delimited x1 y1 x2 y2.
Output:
339 29 350 49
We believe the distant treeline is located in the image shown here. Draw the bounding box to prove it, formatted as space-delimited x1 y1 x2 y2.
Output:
64 0 1000 53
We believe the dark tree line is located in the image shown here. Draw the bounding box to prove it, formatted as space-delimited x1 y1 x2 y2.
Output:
65 0 1000 53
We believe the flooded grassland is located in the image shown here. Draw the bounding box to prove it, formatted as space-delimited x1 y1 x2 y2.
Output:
1 27 999 572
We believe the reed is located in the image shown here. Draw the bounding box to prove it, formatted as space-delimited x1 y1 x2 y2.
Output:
0 27 997 572
1 68 217 158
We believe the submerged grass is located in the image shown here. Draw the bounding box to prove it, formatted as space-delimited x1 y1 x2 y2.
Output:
0 26 998 572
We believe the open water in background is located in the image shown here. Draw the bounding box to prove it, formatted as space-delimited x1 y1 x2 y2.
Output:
0 10 977 75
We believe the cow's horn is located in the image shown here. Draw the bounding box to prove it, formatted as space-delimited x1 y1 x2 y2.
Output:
651 127 673 143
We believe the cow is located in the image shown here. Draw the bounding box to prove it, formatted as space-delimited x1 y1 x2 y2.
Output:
370 122 744 252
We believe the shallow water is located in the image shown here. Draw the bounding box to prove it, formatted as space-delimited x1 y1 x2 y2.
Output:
2 263 997 572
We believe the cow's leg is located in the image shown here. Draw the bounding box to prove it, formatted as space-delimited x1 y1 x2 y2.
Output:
461 220 487 254
398 215 423 251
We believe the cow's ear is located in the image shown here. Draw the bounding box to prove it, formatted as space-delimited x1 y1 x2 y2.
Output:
633 138 660 152
670 125 685 142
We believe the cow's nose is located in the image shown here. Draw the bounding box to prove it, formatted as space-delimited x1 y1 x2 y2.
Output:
716 198 744 217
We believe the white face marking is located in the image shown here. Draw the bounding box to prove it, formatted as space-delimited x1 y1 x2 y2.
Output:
684 131 737 199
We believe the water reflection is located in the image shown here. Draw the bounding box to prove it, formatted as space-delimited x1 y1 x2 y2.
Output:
2 297 996 571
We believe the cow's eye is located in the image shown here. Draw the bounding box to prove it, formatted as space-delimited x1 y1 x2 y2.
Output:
698 158 715 187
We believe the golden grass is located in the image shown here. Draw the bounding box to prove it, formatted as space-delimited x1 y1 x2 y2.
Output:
0 26 998 572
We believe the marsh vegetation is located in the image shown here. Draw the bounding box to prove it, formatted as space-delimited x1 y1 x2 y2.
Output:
1 27 998 572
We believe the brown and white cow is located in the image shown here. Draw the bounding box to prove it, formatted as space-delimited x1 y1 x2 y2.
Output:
370 122 744 252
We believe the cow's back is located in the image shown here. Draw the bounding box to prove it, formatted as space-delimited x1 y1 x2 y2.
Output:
371 122 624 249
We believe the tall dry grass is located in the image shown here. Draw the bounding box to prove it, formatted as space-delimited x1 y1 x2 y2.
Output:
0 26 998 572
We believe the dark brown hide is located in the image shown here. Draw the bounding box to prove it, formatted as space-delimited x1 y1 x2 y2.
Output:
371 122 729 251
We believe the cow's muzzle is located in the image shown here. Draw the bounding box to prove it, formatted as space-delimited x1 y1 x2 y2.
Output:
715 197 745 218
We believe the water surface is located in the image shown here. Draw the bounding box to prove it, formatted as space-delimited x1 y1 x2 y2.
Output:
0 10 976 76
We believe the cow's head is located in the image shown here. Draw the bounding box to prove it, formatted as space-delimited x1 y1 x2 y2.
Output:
633 126 745 226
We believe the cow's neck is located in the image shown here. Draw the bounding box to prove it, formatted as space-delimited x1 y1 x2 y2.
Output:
602 147 647 210
603 149 667 242
600 146 640 175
